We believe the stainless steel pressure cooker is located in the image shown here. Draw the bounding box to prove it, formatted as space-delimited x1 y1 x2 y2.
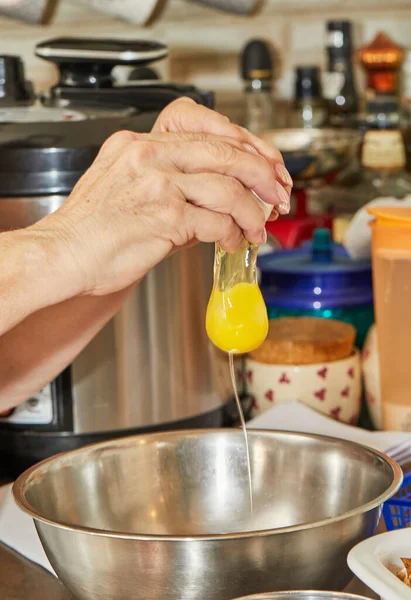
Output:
0 38 238 476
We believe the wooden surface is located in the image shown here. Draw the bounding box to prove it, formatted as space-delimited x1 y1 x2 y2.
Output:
0 542 74 600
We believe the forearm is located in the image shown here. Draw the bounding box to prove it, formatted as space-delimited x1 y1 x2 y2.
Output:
0 288 131 410
0 227 85 337
0 226 132 410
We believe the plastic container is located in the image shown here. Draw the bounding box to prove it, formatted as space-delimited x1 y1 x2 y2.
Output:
370 206 411 431
383 471 411 530
258 229 374 347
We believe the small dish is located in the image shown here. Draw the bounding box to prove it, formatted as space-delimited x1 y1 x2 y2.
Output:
348 528 411 600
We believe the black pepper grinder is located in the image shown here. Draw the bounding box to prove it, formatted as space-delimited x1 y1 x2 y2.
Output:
290 66 327 128
241 39 275 134
323 20 358 128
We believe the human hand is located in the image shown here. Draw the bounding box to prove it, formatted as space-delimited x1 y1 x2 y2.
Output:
153 97 292 218
31 99 292 299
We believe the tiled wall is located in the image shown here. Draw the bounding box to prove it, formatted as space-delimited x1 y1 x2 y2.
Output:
1 0 411 118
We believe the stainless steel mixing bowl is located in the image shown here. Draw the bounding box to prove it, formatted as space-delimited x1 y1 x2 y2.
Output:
13 429 401 600
260 129 360 183
232 593 372 599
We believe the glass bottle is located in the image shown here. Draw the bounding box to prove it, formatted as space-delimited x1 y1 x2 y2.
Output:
357 97 411 200
290 66 327 129
347 98 411 204
323 20 358 128
241 39 275 134
319 96 411 216
358 31 404 97
206 239 268 355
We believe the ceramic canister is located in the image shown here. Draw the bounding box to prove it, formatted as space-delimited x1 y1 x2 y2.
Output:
247 349 362 424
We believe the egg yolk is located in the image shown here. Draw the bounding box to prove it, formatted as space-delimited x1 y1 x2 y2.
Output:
206 282 268 354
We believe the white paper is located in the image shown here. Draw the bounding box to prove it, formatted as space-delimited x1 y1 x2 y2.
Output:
0 484 55 575
248 401 411 454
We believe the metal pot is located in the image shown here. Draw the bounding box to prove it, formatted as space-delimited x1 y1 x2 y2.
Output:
0 193 221 435
0 39 235 476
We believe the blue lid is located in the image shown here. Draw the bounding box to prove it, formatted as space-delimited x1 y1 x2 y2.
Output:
300 239 349 258
258 229 373 310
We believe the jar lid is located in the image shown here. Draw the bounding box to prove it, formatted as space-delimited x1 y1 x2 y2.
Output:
259 229 373 310
295 66 322 100
241 39 273 81
249 317 356 365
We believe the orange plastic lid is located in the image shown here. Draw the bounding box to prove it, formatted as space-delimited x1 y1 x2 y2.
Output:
369 206 411 251
368 206 411 227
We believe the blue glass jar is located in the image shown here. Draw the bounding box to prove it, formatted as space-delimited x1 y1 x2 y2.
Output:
258 230 374 348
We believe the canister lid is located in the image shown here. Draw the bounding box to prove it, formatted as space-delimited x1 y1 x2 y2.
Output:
368 206 411 253
295 66 322 100
368 205 411 226
241 39 273 81
249 316 356 365
258 230 372 310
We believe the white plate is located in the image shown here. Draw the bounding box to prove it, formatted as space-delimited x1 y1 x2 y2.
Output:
348 528 411 600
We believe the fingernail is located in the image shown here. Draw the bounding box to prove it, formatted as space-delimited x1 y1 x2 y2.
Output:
275 181 291 215
278 202 290 215
261 229 267 244
242 143 259 155
275 163 293 187
268 208 279 222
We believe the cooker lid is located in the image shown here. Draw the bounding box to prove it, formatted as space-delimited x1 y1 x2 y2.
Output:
0 113 159 196
0 37 214 196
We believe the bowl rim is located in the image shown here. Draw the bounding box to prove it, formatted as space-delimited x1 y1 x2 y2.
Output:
13 428 403 542
260 128 361 153
231 591 373 600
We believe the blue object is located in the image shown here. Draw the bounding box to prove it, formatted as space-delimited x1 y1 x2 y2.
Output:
300 238 349 258
258 230 374 347
311 228 333 263
258 236 373 311
383 471 411 530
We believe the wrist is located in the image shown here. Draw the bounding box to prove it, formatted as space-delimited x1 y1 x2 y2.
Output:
29 217 90 300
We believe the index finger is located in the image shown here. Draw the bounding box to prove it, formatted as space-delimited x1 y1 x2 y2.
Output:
153 97 285 167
